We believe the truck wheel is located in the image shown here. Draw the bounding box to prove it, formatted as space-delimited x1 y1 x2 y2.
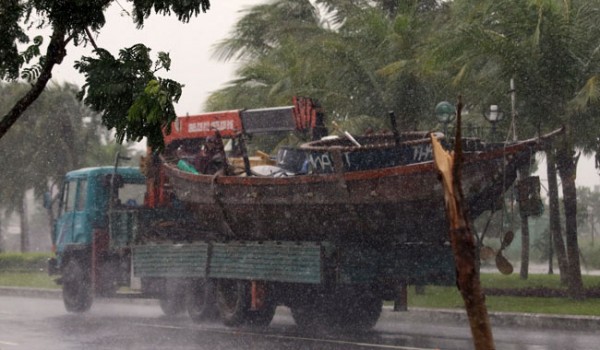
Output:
62 259 93 313
291 288 382 331
290 303 322 329
216 279 276 327
331 288 382 331
216 279 249 326
290 292 327 329
187 279 219 323
159 279 186 316
245 288 276 327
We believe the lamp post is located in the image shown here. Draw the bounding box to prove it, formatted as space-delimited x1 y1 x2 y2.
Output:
435 101 456 136
483 104 504 141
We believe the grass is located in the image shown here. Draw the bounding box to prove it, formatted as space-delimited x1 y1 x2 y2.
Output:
481 273 600 289
0 271 58 289
406 273 600 316
408 285 600 316
2 269 600 317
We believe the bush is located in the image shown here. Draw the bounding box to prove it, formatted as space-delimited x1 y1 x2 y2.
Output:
0 252 53 272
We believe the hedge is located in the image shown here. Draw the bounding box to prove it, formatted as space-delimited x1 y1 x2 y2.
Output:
0 252 53 272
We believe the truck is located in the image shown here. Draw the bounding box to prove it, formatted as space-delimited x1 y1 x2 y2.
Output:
47 100 457 330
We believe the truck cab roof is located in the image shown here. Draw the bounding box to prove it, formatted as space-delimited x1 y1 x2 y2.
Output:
65 166 145 182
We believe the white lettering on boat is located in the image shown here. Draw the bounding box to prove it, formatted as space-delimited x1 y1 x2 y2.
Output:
308 153 334 172
308 153 352 172
413 144 432 162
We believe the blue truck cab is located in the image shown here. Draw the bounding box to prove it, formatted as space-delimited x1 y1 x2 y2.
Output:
51 166 146 260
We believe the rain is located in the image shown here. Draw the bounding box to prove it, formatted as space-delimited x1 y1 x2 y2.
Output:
2 1 600 349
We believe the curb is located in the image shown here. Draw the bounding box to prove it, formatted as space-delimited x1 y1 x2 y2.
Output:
0 286 61 299
382 306 600 332
2 287 599 331
0 286 158 306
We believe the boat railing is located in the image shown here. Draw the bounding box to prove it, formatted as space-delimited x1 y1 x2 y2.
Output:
300 131 435 152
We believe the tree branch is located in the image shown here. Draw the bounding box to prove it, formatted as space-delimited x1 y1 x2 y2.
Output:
0 26 68 140
85 27 99 51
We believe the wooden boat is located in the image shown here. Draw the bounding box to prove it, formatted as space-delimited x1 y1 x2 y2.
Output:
160 128 558 242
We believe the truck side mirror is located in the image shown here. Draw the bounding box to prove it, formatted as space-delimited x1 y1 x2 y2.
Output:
43 192 52 209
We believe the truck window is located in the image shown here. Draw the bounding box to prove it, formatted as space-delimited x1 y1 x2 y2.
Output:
61 180 78 214
75 179 88 212
118 183 145 207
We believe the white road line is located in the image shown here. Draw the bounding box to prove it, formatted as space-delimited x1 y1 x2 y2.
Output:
0 340 19 346
133 322 439 350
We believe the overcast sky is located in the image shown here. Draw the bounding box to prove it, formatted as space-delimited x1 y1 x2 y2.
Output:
52 0 264 115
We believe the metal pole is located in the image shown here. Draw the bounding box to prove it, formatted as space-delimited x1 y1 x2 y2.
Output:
510 78 517 141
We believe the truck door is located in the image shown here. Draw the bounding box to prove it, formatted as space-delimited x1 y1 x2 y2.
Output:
55 178 89 253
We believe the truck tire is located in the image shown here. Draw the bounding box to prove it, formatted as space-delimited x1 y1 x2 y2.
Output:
331 288 382 331
290 303 322 329
62 259 93 313
216 279 276 327
290 291 328 329
291 287 382 331
187 279 219 323
245 294 277 327
159 279 186 316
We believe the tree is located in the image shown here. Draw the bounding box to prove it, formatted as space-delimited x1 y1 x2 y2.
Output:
430 0 600 297
0 82 120 251
0 0 211 151
209 0 448 132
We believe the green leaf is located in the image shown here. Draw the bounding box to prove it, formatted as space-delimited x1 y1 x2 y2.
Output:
77 44 182 151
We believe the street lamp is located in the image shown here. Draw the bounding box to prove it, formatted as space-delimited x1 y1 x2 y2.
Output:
435 101 456 136
483 104 504 141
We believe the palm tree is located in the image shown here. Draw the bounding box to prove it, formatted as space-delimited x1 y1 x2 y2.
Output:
431 0 600 298
209 0 446 132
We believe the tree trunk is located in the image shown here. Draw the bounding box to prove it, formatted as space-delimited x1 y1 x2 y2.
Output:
556 143 584 299
518 167 531 280
19 195 30 253
546 147 568 283
519 213 530 279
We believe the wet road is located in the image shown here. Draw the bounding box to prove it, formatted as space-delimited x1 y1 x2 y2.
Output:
0 295 598 350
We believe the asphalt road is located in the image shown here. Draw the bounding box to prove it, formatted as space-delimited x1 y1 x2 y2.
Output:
1 294 600 350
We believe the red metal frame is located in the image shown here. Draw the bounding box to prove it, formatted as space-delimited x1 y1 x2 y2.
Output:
163 110 243 144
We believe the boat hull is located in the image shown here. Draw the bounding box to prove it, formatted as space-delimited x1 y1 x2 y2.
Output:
162 140 534 242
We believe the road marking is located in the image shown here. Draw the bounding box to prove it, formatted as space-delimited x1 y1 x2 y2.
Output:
133 322 438 350
0 340 19 346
